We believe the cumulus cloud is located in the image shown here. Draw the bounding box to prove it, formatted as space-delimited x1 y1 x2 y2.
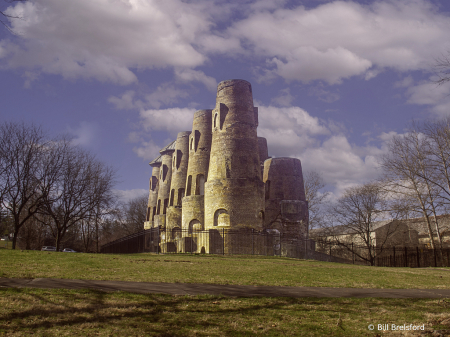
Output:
132 139 164 161
406 80 450 116
108 83 190 110
257 104 392 198
66 121 98 147
2 0 212 83
227 0 450 83
139 107 195 136
2 0 450 85
174 68 217 92
271 88 295 106
258 105 328 157
108 90 139 110
394 75 414 88
21 71 39 88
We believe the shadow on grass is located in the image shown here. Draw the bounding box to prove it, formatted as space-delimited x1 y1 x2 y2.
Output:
2 288 447 336
0 287 390 336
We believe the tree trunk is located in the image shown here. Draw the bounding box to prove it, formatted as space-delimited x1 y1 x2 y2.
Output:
12 230 18 249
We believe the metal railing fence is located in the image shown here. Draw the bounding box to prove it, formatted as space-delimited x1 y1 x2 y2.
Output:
101 229 450 267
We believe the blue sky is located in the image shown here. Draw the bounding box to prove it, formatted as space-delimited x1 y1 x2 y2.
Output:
2 0 450 202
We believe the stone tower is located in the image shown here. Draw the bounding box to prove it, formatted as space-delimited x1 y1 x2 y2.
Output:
153 141 175 229
165 131 190 247
144 155 161 229
263 157 309 240
182 110 212 233
144 79 309 257
204 79 265 231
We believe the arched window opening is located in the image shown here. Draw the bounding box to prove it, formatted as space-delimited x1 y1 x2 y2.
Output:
265 180 271 200
214 209 230 227
214 113 218 129
195 174 205 195
157 199 161 215
146 207 151 221
150 176 158 191
189 219 202 234
190 137 194 150
163 199 168 214
152 207 156 221
177 188 185 206
169 189 175 206
175 150 182 169
162 164 168 182
186 175 192 196
258 210 265 226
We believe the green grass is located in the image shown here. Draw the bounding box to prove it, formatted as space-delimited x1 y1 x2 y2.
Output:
0 240 12 249
0 288 449 336
1 250 450 336
0 249 449 289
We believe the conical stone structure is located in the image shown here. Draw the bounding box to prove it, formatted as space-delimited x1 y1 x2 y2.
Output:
205 79 265 232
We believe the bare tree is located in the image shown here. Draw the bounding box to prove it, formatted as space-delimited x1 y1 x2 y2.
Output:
36 142 117 251
0 122 54 249
434 52 450 86
112 194 148 236
379 130 442 249
304 170 329 230
325 182 398 266
80 199 118 253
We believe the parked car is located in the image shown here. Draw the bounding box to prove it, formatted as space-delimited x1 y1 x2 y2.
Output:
62 248 77 253
41 246 56 251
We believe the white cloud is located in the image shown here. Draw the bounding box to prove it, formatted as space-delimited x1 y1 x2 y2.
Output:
257 104 393 198
132 139 163 161
108 90 139 110
108 84 189 111
365 69 381 81
394 75 414 88
3 0 450 85
21 71 39 88
139 107 195 136
271 47 372 84
406 80 450 116
259 105 329 135
174 68 217 92
144 84 189 109
114 189 148 203
2 0 212 83
66 121 97 147
271 88 295 106
227 0 450 83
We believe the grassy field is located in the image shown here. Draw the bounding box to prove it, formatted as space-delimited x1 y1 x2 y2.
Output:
1 249 450 336
0 249 449 289
1 288 449 336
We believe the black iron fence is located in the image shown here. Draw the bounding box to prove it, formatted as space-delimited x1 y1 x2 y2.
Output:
101 227 312 258
316 239 450 267
375 246 450 268
101 229 450 267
